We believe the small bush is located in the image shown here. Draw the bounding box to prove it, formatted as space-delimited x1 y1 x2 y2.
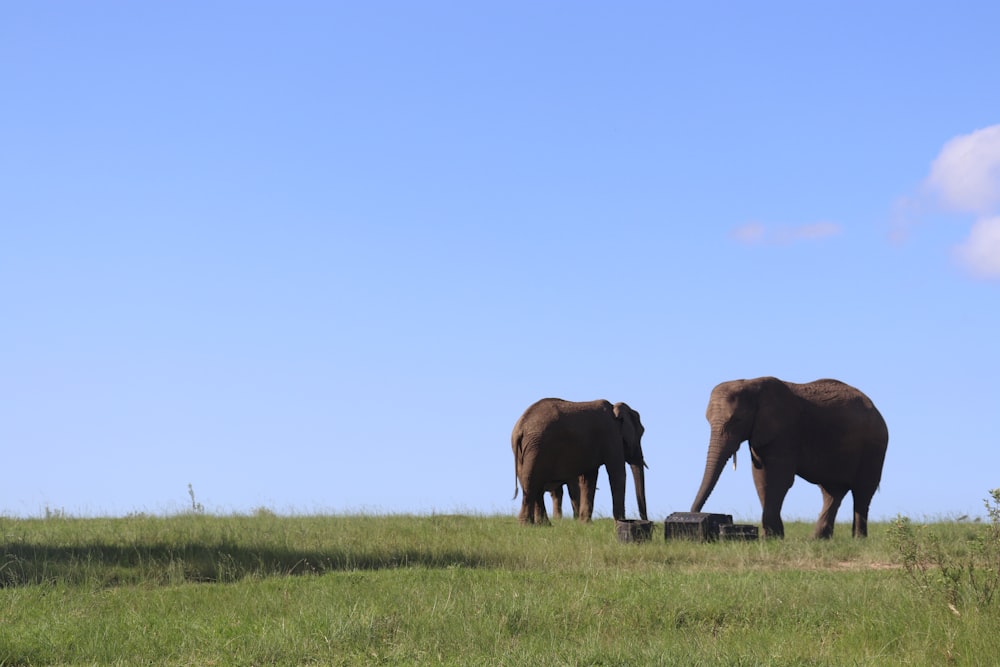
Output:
889 489 1000 612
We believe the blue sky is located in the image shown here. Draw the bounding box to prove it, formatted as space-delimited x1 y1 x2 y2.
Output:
3 3 999 523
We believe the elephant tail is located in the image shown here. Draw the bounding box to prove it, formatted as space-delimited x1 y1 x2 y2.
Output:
511 430 522 501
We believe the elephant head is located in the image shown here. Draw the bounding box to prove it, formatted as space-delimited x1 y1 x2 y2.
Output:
691 378 786 513
614 402 648 521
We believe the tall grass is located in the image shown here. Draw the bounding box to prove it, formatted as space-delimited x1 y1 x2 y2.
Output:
1 512 998 665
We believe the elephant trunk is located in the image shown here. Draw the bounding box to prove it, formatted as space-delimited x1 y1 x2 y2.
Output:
691 427 737 513
630 462 648 521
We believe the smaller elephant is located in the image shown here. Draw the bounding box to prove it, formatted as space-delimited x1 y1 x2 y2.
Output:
545 470 599 520
512 398 647 525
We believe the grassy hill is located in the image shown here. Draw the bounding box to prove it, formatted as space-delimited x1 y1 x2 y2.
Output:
1 512 997 665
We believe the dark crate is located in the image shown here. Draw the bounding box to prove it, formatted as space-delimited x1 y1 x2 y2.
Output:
615 519 654 543
719 524 759 541
663 512 733 541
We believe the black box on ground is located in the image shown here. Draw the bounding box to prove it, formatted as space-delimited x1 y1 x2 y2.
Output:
663 512 733 541
615 519 654 543
719 523 759 541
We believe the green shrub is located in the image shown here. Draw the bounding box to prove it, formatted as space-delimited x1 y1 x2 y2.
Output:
889 489 1000 612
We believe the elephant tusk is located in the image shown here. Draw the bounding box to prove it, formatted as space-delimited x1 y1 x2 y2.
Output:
732 451 737 471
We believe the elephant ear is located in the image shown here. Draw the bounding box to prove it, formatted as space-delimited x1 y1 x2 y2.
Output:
612 402 632 433
613 402 644 463
749 378 789 453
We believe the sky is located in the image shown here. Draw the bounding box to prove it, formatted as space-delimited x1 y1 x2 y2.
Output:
2 2 999 524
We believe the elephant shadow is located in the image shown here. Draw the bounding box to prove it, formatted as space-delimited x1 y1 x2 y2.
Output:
0 541 507 588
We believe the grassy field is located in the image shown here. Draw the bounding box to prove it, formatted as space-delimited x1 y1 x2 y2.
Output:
1 512 998 666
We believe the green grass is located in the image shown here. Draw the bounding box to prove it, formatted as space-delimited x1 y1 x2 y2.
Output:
1 513 997 665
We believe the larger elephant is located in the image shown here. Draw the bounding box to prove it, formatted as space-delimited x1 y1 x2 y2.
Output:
512 398 647 525
691 377 888 538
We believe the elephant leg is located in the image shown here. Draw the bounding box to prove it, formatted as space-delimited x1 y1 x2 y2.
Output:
752 463 793 538
567 478 582 520
519 486 550 526
518 495 533 525
850 486 876 538
548 486 564 520
577 470 599 522
607 465 627 521
534 497 550 525
815 484 848 539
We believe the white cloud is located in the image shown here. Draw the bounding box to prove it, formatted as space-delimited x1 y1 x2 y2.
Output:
926 125 1000 215
730 222 765 244
954 216 1000 279
783 221 842 242
731 221 842 246
921 124 1000 280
